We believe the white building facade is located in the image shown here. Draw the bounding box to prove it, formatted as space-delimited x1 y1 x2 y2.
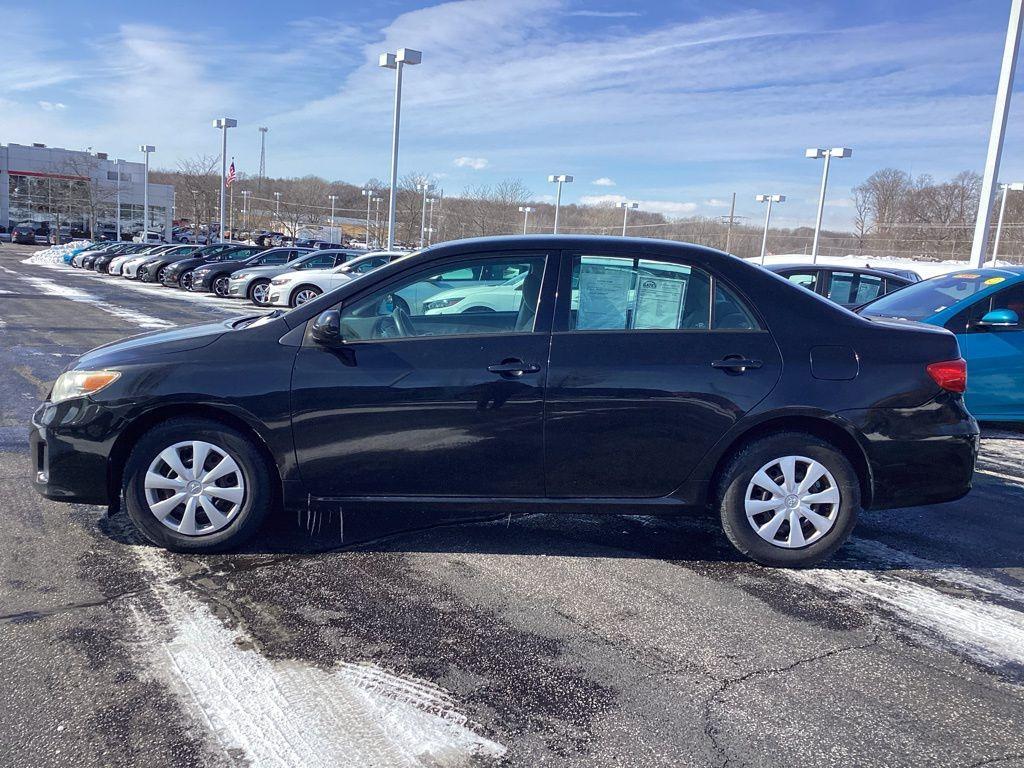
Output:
1 142 173 240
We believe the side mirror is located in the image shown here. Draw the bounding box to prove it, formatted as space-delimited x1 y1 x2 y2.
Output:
978 309 1020 328
311 309 343 345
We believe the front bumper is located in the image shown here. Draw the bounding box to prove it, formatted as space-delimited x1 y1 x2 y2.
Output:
267 288 290 306
30 400 117 506
190 273 214 292
227 277 252 297
843 393 979 511
161 270 184 287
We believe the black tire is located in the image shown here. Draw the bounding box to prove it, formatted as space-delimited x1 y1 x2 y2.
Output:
213 276 230 297
123 417 274 553
179 270 193 290
290 285 322 307
715 432 860 568
157 266 168 283
248 279 271 305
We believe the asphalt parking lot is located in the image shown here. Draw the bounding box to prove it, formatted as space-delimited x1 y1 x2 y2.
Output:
2 242 1024 768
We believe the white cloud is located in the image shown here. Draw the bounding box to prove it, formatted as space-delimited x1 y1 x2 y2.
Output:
454 156 489 170
579 194 698 217
705 198 730 207
38 101 67 111
592 177 616 186
568 10 642 18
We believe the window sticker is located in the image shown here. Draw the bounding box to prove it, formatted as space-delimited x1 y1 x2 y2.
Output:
984 276 1006 286
577 263 632 329
633 275 687 329
952 273 980 279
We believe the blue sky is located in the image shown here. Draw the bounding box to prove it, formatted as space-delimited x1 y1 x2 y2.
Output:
2 0 1023 227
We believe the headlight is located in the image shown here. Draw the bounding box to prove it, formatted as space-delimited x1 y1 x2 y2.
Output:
271 276 291 285
233 272 251 280
424 297 464 311
194 269 210 278
51 370 121 404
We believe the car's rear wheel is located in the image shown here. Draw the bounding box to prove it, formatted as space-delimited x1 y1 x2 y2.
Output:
291 285 322 307
249 279 271 305
716 432 859 568
213 276 230 297
123 417 273 552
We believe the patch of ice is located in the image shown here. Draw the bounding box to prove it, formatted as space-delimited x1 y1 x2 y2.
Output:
17 275 174 330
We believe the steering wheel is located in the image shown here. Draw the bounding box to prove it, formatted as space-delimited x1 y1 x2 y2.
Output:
391 306 415 338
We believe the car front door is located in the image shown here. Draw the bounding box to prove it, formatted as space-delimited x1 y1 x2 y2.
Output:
951 281 1024 420
290 251 556 498
544 250 782 498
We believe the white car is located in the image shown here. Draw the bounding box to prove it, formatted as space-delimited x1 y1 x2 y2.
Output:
267 251 407 308
423 273 527 315
120 246 176 278
133 231 165 244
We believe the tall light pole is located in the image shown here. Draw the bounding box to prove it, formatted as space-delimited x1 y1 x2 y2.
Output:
806 147 852 263
241 190 252 230
548 174 573 233
373 196 383 247
212 118 237 243
139 145 155 238
756 194 786 264
972 0 1024 267
427 197 437 244
519 206 535 234
115 158 122 241
992 182 1024 262
328 194 338 239
417 181 432 247
274 192 281 217
616 201 639 236
379 48 423 250
361 189 373 247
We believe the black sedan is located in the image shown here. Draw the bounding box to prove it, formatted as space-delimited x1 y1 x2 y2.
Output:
765 263 916 309
137 243 234 284
12 223 40 244
84 243 151 270
30 236 977 567
160 244 265 290
187 247 300 297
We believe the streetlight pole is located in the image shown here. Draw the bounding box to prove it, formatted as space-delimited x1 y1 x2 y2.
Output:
241 190 251 230
328 194 337 240
373 196 383 247
756 194 786 264
212 118 237 243
806 147 852 263
548 174 573 233
992 182 1024 262
417 181 431 247
427 197 436 244
361 189 373 248
139 145 154 239
972 0 1024 267
379 48 423 250
519 206 535 234
274 192 281 217
115 159 122 241
616 201 639 236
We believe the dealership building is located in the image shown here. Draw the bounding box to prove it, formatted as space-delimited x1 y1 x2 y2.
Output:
1 142 173 239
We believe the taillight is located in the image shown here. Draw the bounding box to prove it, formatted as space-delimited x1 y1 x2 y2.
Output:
926 359 967 393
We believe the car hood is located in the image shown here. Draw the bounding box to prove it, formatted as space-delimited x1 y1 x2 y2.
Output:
235 264 288 277
277 267 338 283
73 320 233 369
167 257 206 272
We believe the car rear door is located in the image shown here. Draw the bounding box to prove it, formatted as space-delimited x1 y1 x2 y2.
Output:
290 250 557 498
544 249 782 498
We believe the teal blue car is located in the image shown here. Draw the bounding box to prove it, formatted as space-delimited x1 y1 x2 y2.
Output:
860 267 1024 422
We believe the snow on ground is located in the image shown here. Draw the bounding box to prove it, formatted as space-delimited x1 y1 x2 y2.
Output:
750 253 1020 279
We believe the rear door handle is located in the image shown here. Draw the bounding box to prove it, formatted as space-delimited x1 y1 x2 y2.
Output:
487 359 541 377
711 357 763 372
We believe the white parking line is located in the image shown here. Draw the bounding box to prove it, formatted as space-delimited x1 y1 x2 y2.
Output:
16 275 174 330
132 548 505 767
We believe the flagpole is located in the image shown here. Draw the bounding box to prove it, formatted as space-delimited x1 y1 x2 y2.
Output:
228 157 234 238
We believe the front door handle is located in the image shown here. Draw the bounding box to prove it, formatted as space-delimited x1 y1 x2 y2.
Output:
711 357 763 373
487 359 541 377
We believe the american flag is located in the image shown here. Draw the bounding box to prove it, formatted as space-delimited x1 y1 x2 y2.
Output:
226 159 236 187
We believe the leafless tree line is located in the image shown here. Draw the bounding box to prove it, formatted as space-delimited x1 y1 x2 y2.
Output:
149 157 1024 262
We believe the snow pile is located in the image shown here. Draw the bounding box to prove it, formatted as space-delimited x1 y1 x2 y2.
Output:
750 253 1018 279
21 240 93 266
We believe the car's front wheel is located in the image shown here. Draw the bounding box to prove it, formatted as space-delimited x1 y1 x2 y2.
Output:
123 417 273 552
213 276 230 297
716 432 859 568
249 279 271 305
156 266 169 283
290 285 322 307
179 271 194 290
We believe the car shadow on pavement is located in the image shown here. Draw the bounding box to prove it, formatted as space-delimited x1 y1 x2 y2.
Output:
96 469 1024 573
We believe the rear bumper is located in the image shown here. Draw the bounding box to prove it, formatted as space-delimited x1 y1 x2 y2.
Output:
841 393 979 511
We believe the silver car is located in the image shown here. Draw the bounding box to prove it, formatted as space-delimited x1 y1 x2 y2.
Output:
227 248 353 305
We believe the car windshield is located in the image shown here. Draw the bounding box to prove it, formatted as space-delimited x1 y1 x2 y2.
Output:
860 271 1006 321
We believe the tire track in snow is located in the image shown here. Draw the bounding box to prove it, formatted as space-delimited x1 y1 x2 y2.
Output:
130 548 505 767
787 539 1024 674
16 275 175 330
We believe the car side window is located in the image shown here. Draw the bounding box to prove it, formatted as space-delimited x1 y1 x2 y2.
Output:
337 256 546 341
298 255 331 270
714 283 760 330
260 252 289 266
956 283 1024 334
567 254 716 331
785 272 818 291
828 271 883 305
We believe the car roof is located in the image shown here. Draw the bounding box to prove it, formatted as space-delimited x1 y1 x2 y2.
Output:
765 263 912 280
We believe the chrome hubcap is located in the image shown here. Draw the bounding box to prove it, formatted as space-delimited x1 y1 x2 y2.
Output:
143 440 245 536
252 283 269 304
744 455 840 549
214 277 229 296
295 289 317 305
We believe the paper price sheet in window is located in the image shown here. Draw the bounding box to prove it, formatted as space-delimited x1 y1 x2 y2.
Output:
576 262 688 330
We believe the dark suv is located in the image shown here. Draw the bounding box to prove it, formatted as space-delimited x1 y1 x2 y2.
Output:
30 236 977 566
